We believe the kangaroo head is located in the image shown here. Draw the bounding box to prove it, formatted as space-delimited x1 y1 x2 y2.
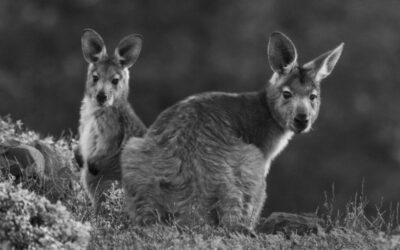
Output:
81 28 142 107
266 32 343 134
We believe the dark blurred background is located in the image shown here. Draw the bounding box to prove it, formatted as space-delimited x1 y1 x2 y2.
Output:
1 0 399 217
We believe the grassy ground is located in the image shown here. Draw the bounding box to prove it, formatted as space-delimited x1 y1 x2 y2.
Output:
1 116 400 249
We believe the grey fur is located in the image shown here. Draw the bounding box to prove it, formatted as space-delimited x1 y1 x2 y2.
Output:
78 29 146 213
121 32 343 233
80 104 145 207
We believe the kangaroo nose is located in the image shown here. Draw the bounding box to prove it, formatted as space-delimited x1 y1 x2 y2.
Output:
294 114 309 132
96 92 107 104
294 114 309 131
295 114 308 123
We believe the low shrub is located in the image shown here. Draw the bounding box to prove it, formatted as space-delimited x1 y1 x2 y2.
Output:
0 180 91 249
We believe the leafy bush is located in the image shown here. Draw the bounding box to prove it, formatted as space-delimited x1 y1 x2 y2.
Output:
0 115 81 203
0 181 91 249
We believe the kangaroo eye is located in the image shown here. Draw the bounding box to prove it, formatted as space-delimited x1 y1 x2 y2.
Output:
282 91 293 99
111 78 119 85
310 94 318 101
92 74 99 82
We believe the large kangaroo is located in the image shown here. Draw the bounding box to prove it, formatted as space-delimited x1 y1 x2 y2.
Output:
121 32 343 234
77 29 146 213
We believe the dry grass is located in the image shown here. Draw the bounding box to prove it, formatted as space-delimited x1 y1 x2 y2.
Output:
1 116 400 249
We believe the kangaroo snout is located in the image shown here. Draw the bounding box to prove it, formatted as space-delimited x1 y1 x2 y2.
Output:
293 113 309 132
96 91 107 105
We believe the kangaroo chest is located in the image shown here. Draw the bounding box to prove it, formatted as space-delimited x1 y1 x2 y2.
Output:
80 116 99 161
79 104 125 162
263 131 293 177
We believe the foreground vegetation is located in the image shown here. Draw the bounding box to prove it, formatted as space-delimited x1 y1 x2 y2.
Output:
0 116 399 249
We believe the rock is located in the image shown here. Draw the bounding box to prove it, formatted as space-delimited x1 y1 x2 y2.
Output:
32 141 76 201
256 212 325 237
0 140 76 202
0 141 45 182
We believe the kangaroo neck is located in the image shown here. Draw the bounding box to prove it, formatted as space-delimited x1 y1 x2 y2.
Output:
234 90 289 153
81 96 129 118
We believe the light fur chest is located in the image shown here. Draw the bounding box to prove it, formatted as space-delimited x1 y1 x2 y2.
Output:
264 131 294 177
79 99 101 162
79 117 99 162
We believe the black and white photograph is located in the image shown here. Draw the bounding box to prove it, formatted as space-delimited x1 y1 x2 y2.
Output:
0 1 400 249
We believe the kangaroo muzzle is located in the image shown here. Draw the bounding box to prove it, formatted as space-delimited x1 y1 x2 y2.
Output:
96 91 107 105
293 113 310 133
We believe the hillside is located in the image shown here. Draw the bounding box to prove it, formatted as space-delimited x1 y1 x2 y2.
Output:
0 116 399 250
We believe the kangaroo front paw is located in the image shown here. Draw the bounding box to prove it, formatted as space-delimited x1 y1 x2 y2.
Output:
87 160 99 175
73 145 84 169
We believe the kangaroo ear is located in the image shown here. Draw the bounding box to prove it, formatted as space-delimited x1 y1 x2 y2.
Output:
81 29 107 64
268 32 298 74
114 34 142 68
303 43 344 82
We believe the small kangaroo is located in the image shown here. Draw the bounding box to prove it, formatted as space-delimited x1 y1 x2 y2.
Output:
121 32 343 234
77 29 146 212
